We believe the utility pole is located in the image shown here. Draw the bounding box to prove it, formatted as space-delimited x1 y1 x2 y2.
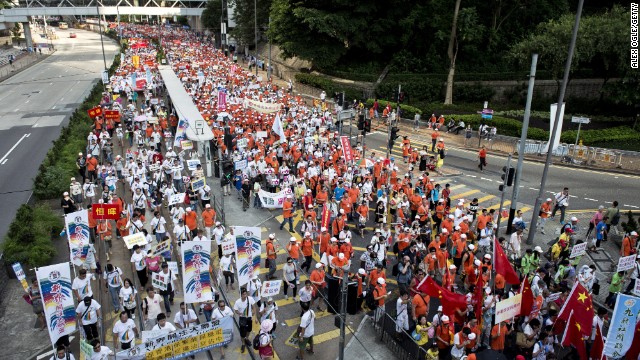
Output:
507 54 538 234
338 271 348 360
254 0 258 76
528 0 584 245
268 17 272 81
495 154 512 237
96 4 108 71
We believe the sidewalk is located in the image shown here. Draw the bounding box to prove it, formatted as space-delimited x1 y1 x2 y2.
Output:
340 316 395 360
0 47 55 82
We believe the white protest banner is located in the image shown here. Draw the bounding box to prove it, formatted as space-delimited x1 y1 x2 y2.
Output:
36 263 77 346
80 339 93 360
191 177 206 192
256 131 268 138
244 98 282 114
116 316 234 360
143 329 169 341
168 261 179 275
152 240 171 257
547 292 562 303
570 242 587 259
260 280 282 298
65 209 90 266
236 138 248 149
258 188 293 209
169 193 185 206
187 159 201 171
123 232 148 249
234 159 248 171
149 163 161 172
181 140 194 150
182 241 213 303
495 293 522 324
220 235 237 256
617 255 636 272
234 227 261 287
151 272 168 291
634 279 640 297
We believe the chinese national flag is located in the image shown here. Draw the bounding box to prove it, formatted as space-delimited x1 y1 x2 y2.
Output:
92 204 120 220
493 238 520 284
320 205 330 231
590 324 604 360
416 276 467 317
626 319 640 360
519 277 534 317
87 106 102 118
561 311 587 359
557 282 594 337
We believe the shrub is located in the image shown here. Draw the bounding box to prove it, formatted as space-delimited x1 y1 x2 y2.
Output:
376 80 443 104
453 83 496 103
364 99 423 119
621 211 638 234
2 204 61 267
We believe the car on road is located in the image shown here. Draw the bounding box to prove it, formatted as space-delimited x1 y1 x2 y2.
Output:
70 33 77 38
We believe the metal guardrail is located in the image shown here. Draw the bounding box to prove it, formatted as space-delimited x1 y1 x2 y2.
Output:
371 304 428 360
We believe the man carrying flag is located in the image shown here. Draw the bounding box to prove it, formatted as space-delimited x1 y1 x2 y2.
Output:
272 112 286 140
416 276 467 317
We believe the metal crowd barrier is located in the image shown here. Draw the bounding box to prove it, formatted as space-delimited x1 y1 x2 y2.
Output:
371 304 428 360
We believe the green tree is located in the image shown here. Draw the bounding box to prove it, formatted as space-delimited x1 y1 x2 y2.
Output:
230 0 272 51
201 0 223 48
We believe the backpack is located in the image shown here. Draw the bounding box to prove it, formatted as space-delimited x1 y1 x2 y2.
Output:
392 262 400 277
252 333 265 350
611 210 621 225
365 285 377 309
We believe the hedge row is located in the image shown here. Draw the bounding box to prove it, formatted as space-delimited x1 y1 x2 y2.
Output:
33 53 121 200
2 204 63 267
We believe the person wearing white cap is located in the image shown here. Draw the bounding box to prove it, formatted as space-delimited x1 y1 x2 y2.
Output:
452 327 473 359
622 230 638 258
61 191 76 215
259 297 278 336
247 274 263 307
279 194 295 233
538 198 554 234
286 237 301 284
478 219 494 254
373 277 389 323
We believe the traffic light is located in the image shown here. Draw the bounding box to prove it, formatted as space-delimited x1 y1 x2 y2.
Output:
388 126 400 149
500 166 516 190
336 92 343 107
357 114 365 130
364 118 371 133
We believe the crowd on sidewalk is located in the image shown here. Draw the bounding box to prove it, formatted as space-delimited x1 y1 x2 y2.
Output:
28 22 640 360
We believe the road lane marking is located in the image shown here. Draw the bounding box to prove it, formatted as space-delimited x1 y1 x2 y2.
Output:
488 200 510 210
1 159 7 165
584 198 599 202
529 187 538 190
451 189 480 200
25 100 29 103
480 177 493 182
32 123 38 128
0 133 30 164
625 204 639 209
466 175 477 178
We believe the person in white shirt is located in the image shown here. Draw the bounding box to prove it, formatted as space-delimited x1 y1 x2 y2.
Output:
508 226 523 260
173 219 191 244
150 211 167 242
234 287 258 353
130 245 148 288
104 263 123 312
72 268 93 302
155 263 177 314
142 287 164 328
89 339 113 360
259 297 279 335
112 311 138 350
174 302 198 329
451 328 474 359
76 297 101 341
247 275 262 306
83 179 96 205
152 313 177 332
298 303 315 359
591 307 608 341
50 345 76 360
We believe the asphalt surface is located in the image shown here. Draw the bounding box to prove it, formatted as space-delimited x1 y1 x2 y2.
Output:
344 122 640 213
0 29 119 244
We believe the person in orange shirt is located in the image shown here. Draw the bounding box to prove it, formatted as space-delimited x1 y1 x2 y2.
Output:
201 204 217 239
356 201 369 237
490 321 512 352
331 253 349 277
340 197 353 221
442 264 457 291
373 278 388 321
331 212 346 237
97 219 113 260
538 198 553 235
300 232 314 273
317 227 330 255
621 231 638 257
339 238 353 261
86 154 99 183
436 243 448 279
265 234 278 280
86 204 97 243
424 248 438 278
183 208 198 238
412 292 430 322
430 129 439 152
369 263 387 288
478 145 487 172
279 195 295 232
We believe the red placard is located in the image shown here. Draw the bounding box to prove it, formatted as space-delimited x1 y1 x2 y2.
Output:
87 106 102 118
321 204 331 231
340 136 354 162
104 110 120 120
91 204 120 220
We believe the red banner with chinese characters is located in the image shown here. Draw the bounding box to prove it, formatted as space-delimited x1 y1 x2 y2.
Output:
340 136 354 162
321 204 331 231
103 110 120 120
92 204 120 220
87 106 102 118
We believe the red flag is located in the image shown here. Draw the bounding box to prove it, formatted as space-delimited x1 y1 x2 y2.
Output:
493 238 519 284
87 106 102 118
561 311 587 359
416 276 467 317
473 277 484 322
320 205 330 231
557 283 594 337
590 324 604 360
626 318 640 360
519 277 534 317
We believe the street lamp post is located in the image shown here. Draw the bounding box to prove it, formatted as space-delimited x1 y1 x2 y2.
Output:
527 0 585 244
96 4 108 71
254 0 258 76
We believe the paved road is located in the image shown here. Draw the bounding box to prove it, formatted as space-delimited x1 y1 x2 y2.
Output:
344 123 640 213
0 29 119 243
